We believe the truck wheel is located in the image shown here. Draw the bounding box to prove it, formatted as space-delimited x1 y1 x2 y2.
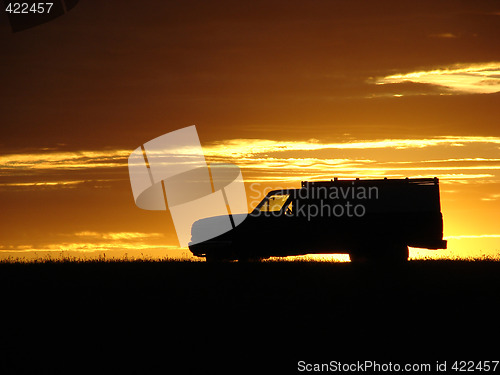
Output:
379 243 409 263
205 253 225 263
388 243 409 263
205 254 216 263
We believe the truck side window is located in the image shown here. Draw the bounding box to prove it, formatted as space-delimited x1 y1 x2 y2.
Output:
259 194 290 212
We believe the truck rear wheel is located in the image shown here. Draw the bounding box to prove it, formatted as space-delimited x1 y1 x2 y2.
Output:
388 243 409 263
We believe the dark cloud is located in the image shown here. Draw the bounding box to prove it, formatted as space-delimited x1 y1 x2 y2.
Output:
1 0 499 149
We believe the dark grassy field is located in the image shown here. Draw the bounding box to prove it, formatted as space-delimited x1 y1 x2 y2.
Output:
1 259 499 373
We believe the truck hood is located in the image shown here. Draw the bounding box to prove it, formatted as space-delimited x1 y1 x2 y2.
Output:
190 214 248 245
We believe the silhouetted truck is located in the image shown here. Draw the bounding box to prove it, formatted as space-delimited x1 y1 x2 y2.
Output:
188 177 447 262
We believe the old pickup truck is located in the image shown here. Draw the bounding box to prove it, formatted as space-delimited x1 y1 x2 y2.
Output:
188 177 447 262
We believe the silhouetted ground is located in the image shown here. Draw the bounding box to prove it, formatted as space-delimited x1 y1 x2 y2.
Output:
1 259 499 373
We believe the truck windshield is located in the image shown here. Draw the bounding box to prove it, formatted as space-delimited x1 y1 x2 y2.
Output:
259 194 290 212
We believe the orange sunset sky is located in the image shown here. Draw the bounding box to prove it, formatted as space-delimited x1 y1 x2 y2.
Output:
1 0 499 260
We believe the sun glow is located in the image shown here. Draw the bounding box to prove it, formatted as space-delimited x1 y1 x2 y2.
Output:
1 136 499 187
376 62 500 94
2 135 499 260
